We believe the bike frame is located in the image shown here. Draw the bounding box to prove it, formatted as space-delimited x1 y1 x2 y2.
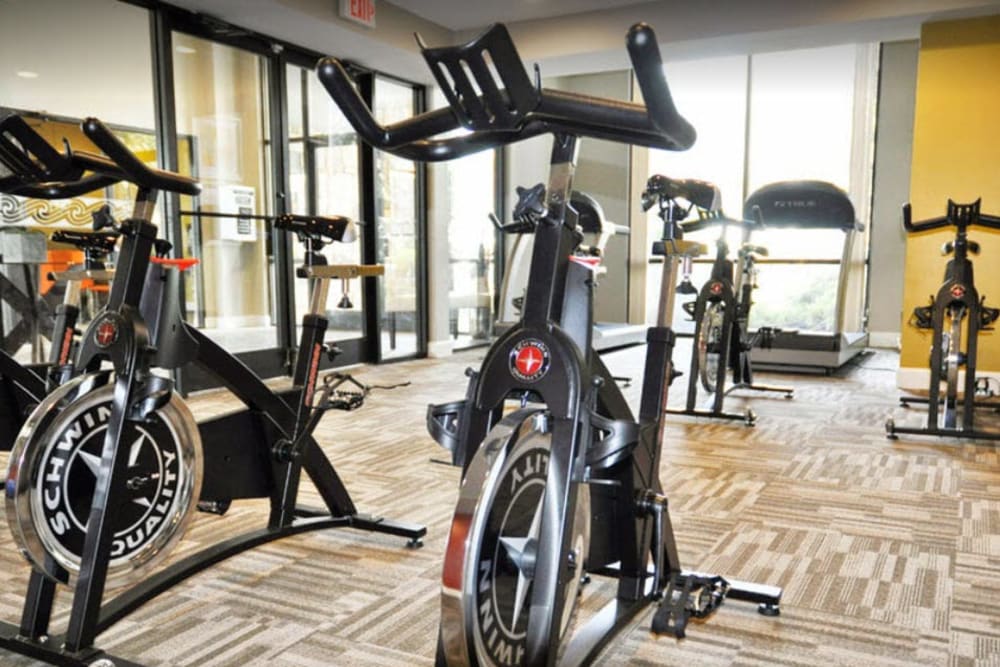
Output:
889 199 1000 440
672 215 792 423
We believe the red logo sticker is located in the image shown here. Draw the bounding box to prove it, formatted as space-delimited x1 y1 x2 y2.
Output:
510 339 551 383
709 282 723 295
950 284 966 299
94 318 119 348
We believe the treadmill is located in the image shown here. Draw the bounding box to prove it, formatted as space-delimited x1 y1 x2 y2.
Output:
743 180 868 372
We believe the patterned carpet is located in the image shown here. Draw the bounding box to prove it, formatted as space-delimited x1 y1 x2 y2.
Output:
1 344 998 666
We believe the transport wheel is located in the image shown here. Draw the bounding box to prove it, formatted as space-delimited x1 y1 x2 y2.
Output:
698 302 725 393
439 410 589 666
942 307 964 429
5 373 202 588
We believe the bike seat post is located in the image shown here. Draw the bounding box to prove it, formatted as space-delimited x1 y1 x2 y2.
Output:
307 262 332 317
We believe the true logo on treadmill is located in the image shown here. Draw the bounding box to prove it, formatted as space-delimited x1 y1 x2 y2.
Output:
510 339 550 383
951 284 966 299
37 401 184 565
94 317 119 348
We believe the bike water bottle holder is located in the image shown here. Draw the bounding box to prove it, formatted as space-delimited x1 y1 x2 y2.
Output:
427 399 466 454
980 299 999 330
421 23 541 132
911 298 935 330
584 411 640 470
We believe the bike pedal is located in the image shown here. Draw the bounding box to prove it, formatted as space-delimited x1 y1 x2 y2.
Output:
651 573 730 639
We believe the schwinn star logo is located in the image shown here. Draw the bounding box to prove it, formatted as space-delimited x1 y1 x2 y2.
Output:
510 339 550 383
94 317 119 348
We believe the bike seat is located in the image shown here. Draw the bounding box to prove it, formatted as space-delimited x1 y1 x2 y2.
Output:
51 229 119 254
739 243 768 258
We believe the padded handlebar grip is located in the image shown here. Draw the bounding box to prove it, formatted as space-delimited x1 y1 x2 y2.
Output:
81 118 201 196
627 23 696 150
316 58 462 150
0 174 120 199
903 203 962 233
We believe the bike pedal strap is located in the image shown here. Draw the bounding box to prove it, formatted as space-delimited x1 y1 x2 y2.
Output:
651 573 731 639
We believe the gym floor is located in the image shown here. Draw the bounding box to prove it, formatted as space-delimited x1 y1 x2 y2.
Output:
1 345 998 666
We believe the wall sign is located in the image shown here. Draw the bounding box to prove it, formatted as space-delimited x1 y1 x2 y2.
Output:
339 0 376 28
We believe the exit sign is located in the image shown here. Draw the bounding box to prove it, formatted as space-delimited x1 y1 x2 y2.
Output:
340 0 376 28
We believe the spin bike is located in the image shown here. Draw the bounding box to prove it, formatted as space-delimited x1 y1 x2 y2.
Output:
0 114 425 667
1 226 117 451
886 199 1000 440
318 21 782 666
652 176 792 425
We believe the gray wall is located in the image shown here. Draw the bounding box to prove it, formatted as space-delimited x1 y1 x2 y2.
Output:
868 40 919 345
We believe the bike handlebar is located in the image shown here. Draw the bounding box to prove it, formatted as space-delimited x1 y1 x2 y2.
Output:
0 115 200 200
316 22 694 162
81 118 200 196
903 199 1000 233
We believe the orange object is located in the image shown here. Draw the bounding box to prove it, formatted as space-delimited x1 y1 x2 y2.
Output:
150 256 200 271
39 249 82 295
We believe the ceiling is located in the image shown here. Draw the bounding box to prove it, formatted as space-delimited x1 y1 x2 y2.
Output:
149 0 1000 83
388 0 651 31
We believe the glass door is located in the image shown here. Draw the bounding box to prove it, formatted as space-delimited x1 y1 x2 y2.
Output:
374 76 424 360
286 63 369 360
171 32 279 363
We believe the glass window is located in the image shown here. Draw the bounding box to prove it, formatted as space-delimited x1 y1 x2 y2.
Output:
374 77 421 359
648 55 748 330
647 44 873 335
430 93 497 350
746 44 859 332
0 0 154 363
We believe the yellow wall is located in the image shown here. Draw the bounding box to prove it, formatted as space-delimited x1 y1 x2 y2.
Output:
900 14 1000 384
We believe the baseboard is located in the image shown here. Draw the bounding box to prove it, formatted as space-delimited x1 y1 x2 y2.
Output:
897 366 1000 393
427 339 454 358
867 331 900 350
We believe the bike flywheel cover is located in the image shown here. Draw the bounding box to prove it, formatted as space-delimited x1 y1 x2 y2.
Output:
5 374 202 588
439 409 589 666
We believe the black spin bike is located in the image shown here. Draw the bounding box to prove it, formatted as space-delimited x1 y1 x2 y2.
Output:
886 199 1000 440
318 21 782 666
1 226 118 451
0 114 424 667
647 175 793 425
